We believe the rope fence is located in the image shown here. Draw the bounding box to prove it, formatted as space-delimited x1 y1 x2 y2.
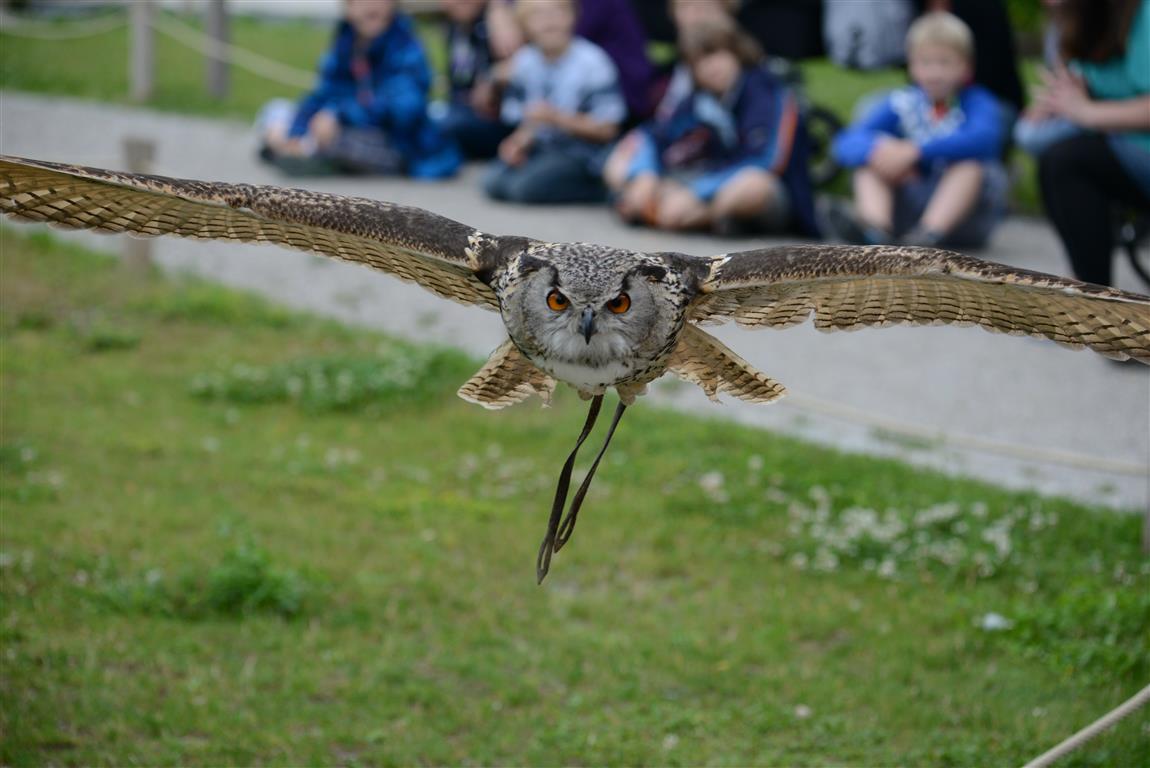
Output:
150 13 314 90
0 8 315 90
1021 684 1150 768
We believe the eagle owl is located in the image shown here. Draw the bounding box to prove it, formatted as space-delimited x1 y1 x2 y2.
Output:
3 156 1148 581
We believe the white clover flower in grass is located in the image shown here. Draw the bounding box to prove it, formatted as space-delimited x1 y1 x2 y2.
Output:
764 487 789 504
813 548 840 572
878 558 897 579
977 612 1013 631
981 521 1014 560
698 470 730 503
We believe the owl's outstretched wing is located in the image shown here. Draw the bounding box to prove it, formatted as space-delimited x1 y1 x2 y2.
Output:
0 156 524 309
689 244 1150 363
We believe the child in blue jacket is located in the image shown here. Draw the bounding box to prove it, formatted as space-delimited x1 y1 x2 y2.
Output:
258 0 460 178
611 15 819 237
828 12 1006 248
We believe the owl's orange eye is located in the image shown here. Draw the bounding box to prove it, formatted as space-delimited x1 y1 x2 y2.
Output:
606 293 631 314
546 289 569 312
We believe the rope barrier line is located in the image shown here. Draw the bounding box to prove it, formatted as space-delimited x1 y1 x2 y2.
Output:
0 10 315 90
149 14 315 91
1021 684 1150 768
0 10 126 40
783 392 1149 477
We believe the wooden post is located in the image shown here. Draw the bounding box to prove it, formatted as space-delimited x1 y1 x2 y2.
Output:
205 0 230 100
130 0 155 102
122 138 155 271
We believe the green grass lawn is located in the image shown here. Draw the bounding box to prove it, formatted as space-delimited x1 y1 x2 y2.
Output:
1 228 1147 766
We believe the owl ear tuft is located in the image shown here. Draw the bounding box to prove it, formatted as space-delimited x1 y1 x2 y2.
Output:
518 253 551 275
633 264 667 282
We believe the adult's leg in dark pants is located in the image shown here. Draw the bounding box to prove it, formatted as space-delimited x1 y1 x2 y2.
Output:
1038 133 1150 286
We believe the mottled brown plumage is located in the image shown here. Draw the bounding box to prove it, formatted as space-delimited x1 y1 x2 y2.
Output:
3 155 1148 581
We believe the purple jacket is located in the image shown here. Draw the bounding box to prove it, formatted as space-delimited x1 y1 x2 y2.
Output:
576 0 657 120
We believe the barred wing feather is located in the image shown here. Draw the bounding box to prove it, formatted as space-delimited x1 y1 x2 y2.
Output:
692 245 1150 363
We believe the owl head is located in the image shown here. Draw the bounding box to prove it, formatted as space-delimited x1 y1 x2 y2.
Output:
500 245 682 373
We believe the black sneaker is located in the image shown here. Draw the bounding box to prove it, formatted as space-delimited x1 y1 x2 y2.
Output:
900 225 945 248
825 200 890 245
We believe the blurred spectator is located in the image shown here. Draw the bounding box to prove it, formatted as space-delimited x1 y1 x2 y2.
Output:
1035 0 1150 287
484 0 626 203
913 0 1026 122
602 0 737 192
257 0 459 178
828 12 1006 248
610 15 819 236
738 0 825 60
435 0 513 160
486 0 658 121
823 0 914 70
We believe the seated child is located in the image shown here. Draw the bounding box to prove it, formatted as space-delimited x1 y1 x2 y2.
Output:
828 11 1007 248
485 0 659 124
257 0 459 178
435 0 513 160
610 15 820 237
602 0 738 193
484 0 626 204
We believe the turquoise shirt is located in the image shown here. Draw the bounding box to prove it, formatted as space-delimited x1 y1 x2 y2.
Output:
1075 0 1150 154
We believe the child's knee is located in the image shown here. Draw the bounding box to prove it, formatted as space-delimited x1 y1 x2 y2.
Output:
944 160 983 180
603 139 640 190
713 170 775 213
656 192 704 229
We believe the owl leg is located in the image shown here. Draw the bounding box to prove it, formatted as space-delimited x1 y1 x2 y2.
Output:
553 401 627 552
537 395 604 583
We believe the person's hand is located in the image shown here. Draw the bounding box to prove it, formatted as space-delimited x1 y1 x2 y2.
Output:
616 173 659 223
498 127 534 166
1021 102 1054 122
279 138 308 157
469 79 500 119
869 138 920 183
525 102 564 128
267 132 307 157
1038 66 1094 126
308 110 341 148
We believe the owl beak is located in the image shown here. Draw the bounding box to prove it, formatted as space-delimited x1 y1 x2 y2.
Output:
579 307 596 344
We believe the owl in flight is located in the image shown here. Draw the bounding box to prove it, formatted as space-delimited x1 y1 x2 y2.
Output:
3 156 1149 581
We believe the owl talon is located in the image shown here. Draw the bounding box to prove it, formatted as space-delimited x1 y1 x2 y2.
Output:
554 401 627 552
537 395 604 583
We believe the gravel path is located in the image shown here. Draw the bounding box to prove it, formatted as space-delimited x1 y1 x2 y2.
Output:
2 92 1147 509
